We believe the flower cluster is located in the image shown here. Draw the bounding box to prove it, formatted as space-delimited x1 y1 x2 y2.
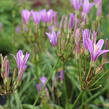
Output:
45 0 103 60
21 9 57 24
82 29 109 62
20 0 107 92
36 76 49 97
0 50 30 95
16 0 109 107
71 0 94 14
70 0 103 20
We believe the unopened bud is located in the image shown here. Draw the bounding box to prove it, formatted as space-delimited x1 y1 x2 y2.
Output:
1 56 10 78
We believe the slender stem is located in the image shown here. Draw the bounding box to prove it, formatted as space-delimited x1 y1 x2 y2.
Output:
86 66 93 81
33 57 60 107
62 61 67 108
72 91 83 109
79 87 106 109
90 70 109 88
33 94 40 108
47 57 60 83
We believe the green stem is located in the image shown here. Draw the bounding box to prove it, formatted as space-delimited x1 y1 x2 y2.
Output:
33 57 60 107
86 66 93 81
47 57 60 83
79 87 106 109
90 70 109 88
72 91 83 109
33 94 40 108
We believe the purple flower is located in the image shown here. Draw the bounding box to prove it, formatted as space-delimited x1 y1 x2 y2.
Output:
36 83 43 92
94 0 102 16
47 9 56 22
82 29 90 49
36 83 49 96
82 0 94 14
40 76 47 85
85 38 109 62
40 9 47 22
21 9 31 24
70 0 82 11
36 76 49 96
40 9 56 23
46 30 60 46
31 10 41 24
48 26 55 32
69 13 75 29
16 26 21 34
16 50 30 80
94 0 102 4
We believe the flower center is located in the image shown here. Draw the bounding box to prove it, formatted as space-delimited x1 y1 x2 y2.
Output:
94 44 99 53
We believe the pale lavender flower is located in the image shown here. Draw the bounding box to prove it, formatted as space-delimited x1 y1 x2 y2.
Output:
40 76 47 85
46 30 60 46
36 76 49 96
82 0 94 14
94 0 102 16
70 0 82 11
48 25 55 32
85 38 109 62
94 0 99 2
36 83 43 92
69 13 75 29
16 26 21 34
36 83 49 96
82 29 90 49
21 9 31 24
16 50 30 80
40 9 56 23
47 9 56 22
31 10 41 24
40 9 47 22
36 76 47 92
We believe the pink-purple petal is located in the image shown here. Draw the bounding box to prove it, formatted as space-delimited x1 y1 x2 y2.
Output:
96 39 104 50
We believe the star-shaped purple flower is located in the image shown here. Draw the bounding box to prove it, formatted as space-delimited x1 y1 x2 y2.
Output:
16 50 30 80
21 9 31 24
85 37 109 62
46 31 60 46
82 0 94 14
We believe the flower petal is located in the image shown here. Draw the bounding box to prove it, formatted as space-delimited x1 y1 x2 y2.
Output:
96 39 104 50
